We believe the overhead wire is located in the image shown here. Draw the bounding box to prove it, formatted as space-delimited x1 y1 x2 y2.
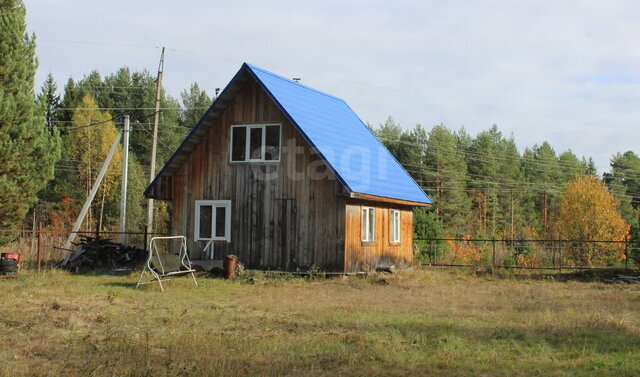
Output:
377 135 640 181
36 41 639 202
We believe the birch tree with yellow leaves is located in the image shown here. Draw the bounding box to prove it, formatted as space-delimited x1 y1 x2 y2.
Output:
553 175 630 265
66 94 122 230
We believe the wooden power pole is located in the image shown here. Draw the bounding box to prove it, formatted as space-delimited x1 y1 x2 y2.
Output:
146 47 165 235
118 115 130 244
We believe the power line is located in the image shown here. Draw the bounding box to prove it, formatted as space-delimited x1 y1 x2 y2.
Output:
55 107 207 111
74 86 150 90
50 120 194 130
40 39 162 50
378 135 640 181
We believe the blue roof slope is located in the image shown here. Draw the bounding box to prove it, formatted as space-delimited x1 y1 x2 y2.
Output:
245 63 432 205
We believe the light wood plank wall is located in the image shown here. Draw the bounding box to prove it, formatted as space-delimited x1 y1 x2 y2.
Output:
344 199 414 272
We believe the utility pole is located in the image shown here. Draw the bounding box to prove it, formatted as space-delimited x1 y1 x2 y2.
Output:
146 47 165 236
119 115 130 244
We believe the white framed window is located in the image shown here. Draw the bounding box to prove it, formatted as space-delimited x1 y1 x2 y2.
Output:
230 124 281 162
195 200 231 242
390 209 400 243
362 206 375 242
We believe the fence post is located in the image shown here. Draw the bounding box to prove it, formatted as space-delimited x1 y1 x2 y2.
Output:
431 241 438 264
492 238 496 267
37 223 42 273
432 240 436 265
143 225 149 251
624 241 629 270
558 246 562 276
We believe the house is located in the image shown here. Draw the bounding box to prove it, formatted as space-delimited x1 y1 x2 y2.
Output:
144 63 432 272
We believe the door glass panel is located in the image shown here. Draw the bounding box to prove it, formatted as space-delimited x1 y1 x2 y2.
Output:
215 206 226 238
231 127 246 161
362 208 367 241
392 211 400 242
390 211 395 241
249 127 263 160
368 208 375 241
199 205 212 239
265 125 280 160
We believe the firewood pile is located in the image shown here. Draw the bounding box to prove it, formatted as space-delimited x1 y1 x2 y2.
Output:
60 235 146 271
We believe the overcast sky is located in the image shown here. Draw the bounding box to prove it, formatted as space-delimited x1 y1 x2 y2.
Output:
25 0 640 173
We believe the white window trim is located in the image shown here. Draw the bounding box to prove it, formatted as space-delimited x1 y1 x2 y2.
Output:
194 200 232 242
390 209 400 243
229 123 281 163
362 206 375 242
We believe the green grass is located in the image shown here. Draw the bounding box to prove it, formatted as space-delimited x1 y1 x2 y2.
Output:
1 269 639 376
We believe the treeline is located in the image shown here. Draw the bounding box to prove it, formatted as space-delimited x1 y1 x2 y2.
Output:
373 117 640 243
31 70 212 234
21 74 640 248
4 0 638 253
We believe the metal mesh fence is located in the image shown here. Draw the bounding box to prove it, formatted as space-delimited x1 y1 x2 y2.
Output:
415 238 638 271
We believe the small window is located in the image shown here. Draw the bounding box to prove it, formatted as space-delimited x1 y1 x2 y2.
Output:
231 127 246 161
198 205 212 239
215 206 226 238
390 209 400 243
230 124 280 162
249 127 263 160
265 125 280 160
362 206 375 242
195 200 231 241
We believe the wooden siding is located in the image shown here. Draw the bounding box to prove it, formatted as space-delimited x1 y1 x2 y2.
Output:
344 199 414 272
169 78 346 271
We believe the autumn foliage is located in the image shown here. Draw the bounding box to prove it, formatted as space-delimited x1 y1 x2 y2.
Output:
516 252 542 268
553 175 630 265
447 235 482 264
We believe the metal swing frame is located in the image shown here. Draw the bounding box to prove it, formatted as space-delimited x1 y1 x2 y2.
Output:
136 236 198 292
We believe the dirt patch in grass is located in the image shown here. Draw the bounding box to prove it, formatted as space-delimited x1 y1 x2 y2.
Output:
1 269 639 376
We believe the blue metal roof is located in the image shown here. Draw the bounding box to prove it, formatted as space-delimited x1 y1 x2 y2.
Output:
245 63 431 205
145 63 431 205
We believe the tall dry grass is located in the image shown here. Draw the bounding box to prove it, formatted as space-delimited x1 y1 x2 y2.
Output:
1 269 639 376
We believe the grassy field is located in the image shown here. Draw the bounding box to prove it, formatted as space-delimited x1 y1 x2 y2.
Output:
1 269 639 377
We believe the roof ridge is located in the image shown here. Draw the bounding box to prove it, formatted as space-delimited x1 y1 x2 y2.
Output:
245 62 346 103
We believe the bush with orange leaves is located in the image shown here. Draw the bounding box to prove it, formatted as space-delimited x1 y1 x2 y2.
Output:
516 252 542 268
49 197 76 230
447 235 482 265
553 175 630 266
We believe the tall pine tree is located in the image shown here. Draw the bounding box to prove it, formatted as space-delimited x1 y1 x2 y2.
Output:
467 125 502 236
423 124 471 236
496 135 525 238
522 142 561 236
36 73 60 132
179 83 211 128
0 0 60 243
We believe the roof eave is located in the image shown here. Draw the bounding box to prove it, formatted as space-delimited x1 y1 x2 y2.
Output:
349 192 432 207
143 64 252 199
